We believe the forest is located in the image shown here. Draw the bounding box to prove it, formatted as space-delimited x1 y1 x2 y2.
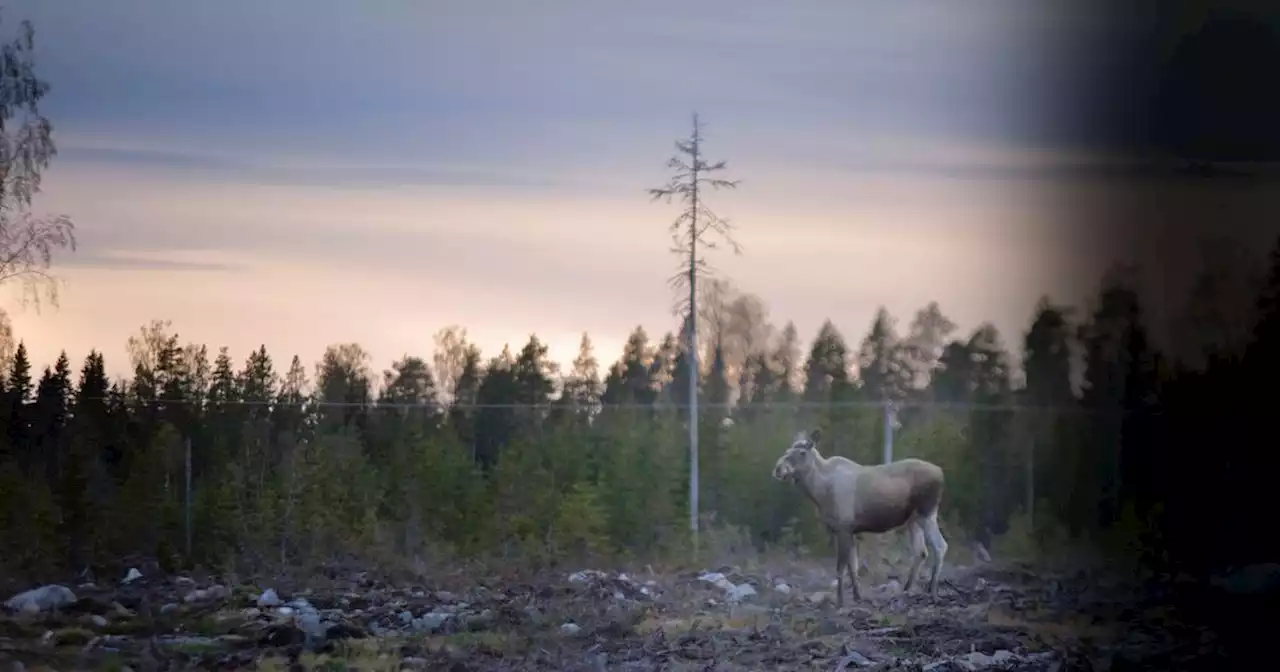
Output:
2 242 1276 583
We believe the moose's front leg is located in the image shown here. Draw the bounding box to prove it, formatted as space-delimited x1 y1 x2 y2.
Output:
834 531 849 608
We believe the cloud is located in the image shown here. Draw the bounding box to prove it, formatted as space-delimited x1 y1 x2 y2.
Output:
60 146 246 173
58 249 243 273
61 131 1231 206
57 145 602 191
20 0 1071 176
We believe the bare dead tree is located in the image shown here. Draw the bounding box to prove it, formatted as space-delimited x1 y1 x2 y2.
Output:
647 112 741 545
0 306 12 367
0 14 76 311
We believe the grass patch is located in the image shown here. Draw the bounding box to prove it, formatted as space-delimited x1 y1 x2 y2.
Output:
166 638 227 655
258 641 416 672
100 617 154 636
0 616 51 639
636 611 768 636
47 626 95 646
866 611 909 627
94 654 133 672
179 612 251 636
984 604 1117 645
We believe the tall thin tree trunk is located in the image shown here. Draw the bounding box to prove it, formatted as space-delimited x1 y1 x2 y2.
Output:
688 112 701 549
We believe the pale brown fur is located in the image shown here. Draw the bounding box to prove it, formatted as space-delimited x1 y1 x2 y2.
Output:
772 428 948 606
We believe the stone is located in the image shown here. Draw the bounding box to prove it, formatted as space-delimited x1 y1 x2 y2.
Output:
256 588 281 607
5 585 77 613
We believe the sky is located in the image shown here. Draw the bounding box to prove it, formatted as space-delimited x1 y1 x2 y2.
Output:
2 0 1266 382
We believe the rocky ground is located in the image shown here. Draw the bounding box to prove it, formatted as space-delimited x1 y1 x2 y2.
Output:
0 557 1218 671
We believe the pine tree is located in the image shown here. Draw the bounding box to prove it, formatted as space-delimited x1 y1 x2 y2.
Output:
474 346 518 469
31 351 71 486
563 333 602 418
6 341 33 472
857 307 910 404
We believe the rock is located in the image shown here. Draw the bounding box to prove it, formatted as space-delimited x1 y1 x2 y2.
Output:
434 590 456 602
698 571 756 602
698 572 735 592
726 583 757 602
566 569 657 604
122 568 143 584
414 612 451 633
773 581 792 595
90 614 108 628
159 602 179 615
873 580 902 597
183 584 228 604
5 585 77 614
296 610 327 639
256 588 281 607
560 622 581 635
400 657 429 670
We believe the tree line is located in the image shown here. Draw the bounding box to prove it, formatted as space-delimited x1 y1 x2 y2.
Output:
2 236 1275 580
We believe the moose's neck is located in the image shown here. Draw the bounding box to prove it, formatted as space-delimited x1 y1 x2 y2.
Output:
795 452 863 504
795 455 830 503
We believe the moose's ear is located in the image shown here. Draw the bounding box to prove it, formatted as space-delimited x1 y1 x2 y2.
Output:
808 428 823 444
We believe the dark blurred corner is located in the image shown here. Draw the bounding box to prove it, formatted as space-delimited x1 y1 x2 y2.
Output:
1032 0 1280 666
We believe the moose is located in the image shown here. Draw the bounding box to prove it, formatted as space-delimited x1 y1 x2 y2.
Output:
772 428 948 606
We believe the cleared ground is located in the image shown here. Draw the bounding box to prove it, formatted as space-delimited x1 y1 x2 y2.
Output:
0 556 1209 671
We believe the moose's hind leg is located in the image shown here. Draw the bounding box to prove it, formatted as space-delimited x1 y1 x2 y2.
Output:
845 533 863 602
921 512 948 596
902 519 928 594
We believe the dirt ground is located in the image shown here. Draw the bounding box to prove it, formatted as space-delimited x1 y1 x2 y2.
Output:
0 556 1219 671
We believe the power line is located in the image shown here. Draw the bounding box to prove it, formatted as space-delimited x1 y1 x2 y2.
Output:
75 396 1106 414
